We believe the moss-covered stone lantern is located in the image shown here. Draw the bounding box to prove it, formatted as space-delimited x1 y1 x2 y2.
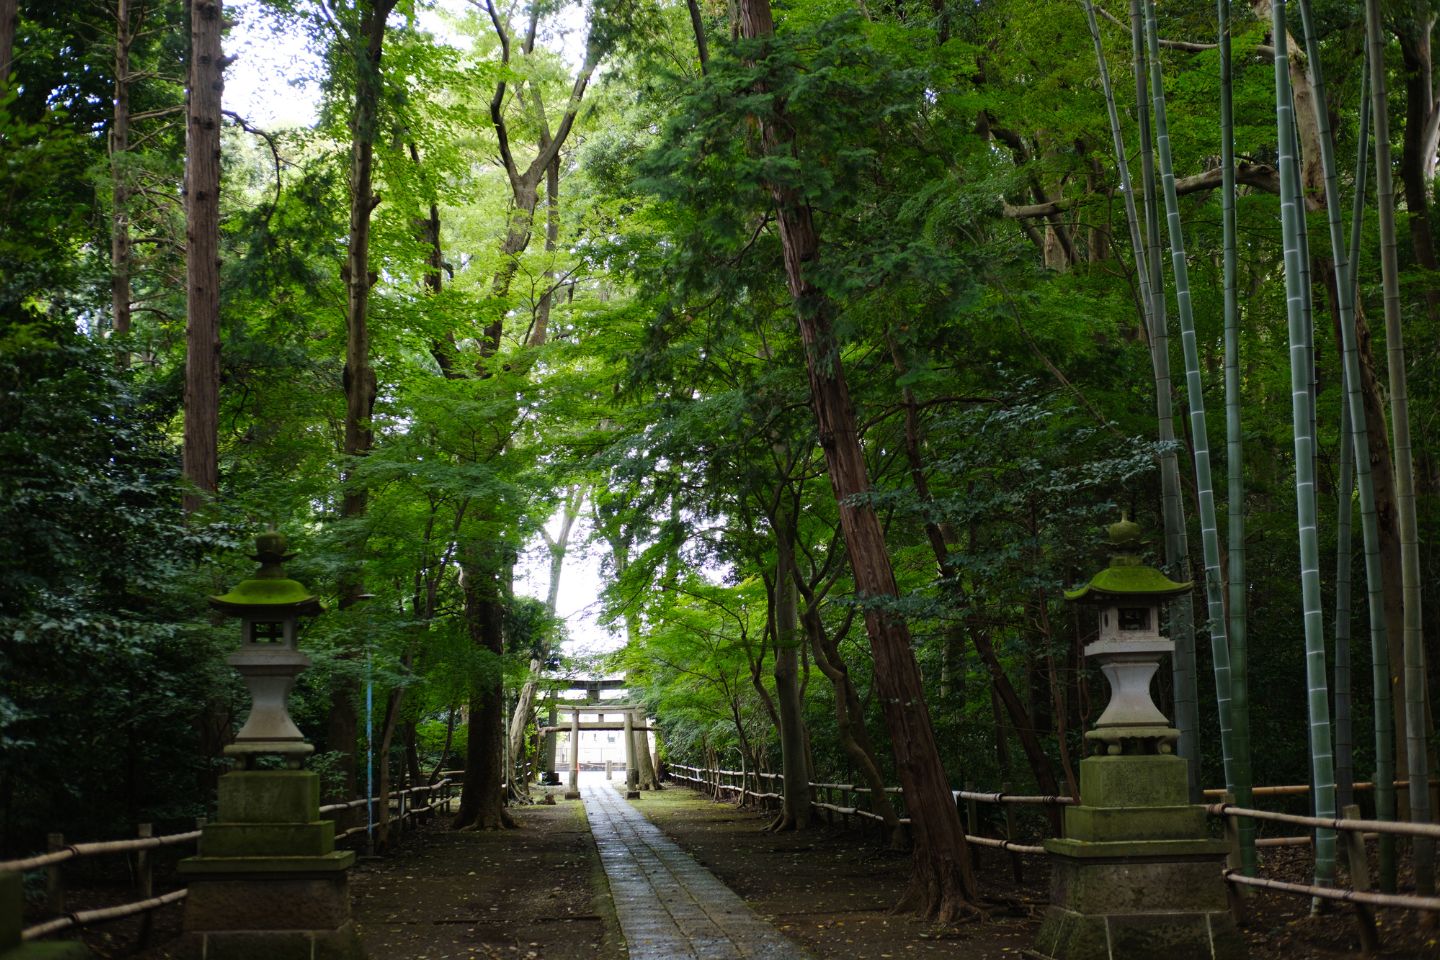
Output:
178 533 365 960
1032 515 1244 960
1063 514 1190 757
209 532 322 765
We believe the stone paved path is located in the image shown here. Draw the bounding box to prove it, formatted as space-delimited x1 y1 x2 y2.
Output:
583 784 811 960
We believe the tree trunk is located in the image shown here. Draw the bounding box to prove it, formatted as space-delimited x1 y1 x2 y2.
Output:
802 603 905 846
528 155 560 346
1356 296 1412 789
329 0 395 811
635 719 661 790
0 0 16 89
182 0 223 514
376 686 405 852
686 0 709 74
454 551 515 830
507 658 541 799
735 0 975 918
111 0 134 347
769 513 811 831
403 721 422 786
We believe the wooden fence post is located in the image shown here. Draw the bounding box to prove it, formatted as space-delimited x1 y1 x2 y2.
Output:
964 781 980 838
1341 804 1381 954
135 823 154 947
1002 782 1023 884
45 833 64 915
135 823 154 898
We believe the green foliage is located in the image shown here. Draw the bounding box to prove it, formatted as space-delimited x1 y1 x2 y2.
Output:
0 320 235 847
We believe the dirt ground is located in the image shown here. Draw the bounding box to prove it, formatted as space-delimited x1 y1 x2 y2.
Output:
348 798 624 960
80 797 624 960
635 784 1045 960
42 783 1440 959
637 784 1440 960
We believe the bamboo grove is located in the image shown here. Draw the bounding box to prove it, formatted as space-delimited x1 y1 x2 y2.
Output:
2 0 1439 918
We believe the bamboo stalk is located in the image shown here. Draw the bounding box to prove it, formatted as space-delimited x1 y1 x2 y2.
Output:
1362 0 1433 896
1129 0 1200 797
1271 0 1337 887
1217 0 1255 878
1142 0 1238 805
1296 10 1396 892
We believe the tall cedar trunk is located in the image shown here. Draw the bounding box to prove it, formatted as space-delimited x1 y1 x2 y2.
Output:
330 0 395 809
735 0 976 917
111 0 133 345
0 0 16 87
770 513 811 830
181 0 222 514
454 553 515 829
889 333 1061 827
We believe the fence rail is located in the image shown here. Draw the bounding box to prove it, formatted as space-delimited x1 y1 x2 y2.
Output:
666 761 1440 949
6 775 461 944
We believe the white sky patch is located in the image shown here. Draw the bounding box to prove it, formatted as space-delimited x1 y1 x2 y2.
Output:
514 508 624 658
225 0 324 128
225 0 590 129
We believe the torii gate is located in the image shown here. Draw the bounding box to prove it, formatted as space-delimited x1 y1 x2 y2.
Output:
538 703 657 799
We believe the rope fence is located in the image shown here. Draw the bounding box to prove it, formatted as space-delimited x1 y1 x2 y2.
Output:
666 762 1440 949
4 775 461 944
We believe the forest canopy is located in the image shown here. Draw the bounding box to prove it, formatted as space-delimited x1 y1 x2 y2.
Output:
1 0 1438 918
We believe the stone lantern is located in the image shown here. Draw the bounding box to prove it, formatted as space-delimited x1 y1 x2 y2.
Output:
1032 515 1245 960
1062 514 1189 757
179 533 366 960
208 531 322 765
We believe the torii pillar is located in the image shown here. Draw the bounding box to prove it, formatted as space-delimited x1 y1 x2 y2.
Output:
564 711 581 799
541 699 559 785
622 711 640 799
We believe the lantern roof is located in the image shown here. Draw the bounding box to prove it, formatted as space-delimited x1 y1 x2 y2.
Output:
210 532 324 617
1064 513 1192 601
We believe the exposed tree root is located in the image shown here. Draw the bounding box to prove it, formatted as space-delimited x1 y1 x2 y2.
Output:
893 877 989 925
455 808 518 831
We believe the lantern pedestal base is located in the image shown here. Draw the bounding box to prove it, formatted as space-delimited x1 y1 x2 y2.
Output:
177 771 365 960
1032 757 1245 960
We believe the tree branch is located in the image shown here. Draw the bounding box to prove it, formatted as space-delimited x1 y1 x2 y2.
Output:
1094 2 1274 59
1003 162 1280 217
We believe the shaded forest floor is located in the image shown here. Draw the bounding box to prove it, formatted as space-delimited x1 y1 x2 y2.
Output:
46 782 1440 959
642 784 1440 960
100 798 625 960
